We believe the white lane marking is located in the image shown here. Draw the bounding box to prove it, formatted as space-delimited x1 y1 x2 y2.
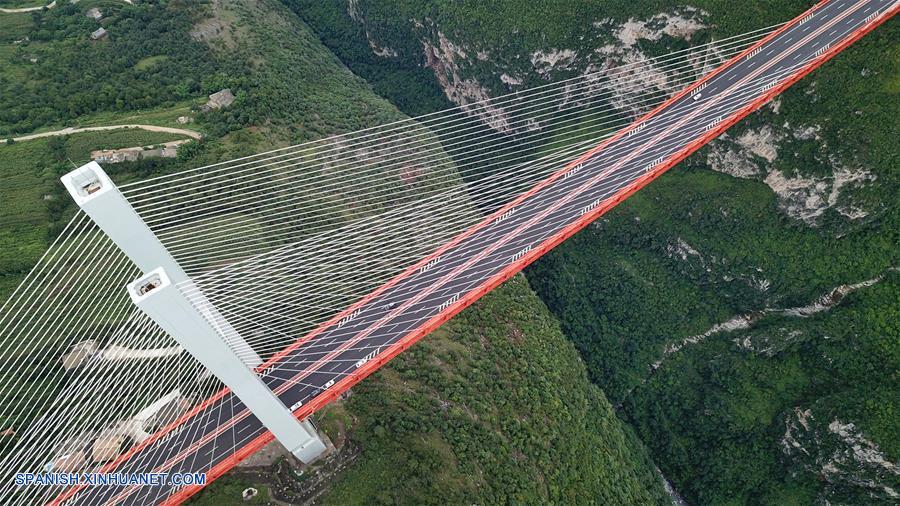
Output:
354 346 381 368
510 246 532 262
437 293 461 310
563 163 584 179
627 122 647 136
337 308 362 328
494 208 516 224
760 80 779 92
814 43 832 57
418 256 442 273
579 198 602 216
705 117 723 132
643 156 666 172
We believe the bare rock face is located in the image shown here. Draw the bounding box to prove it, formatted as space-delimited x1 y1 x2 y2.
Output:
53 451 87 473
190 18 225 42
706 124 876 226
707 126 782 178
422 29 512 132
611 10 708 47
781 407 899 501
764 165 875 225
737 126 779 162
348 2 878 228
530 49 578 77
205 88 236 110
347 0 398 57
92 430 126 463
349 3 710 134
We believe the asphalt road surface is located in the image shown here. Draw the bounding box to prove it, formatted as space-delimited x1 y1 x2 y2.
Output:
48 0 898 504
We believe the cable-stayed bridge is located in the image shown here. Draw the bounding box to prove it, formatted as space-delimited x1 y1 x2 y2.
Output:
0 0 896 504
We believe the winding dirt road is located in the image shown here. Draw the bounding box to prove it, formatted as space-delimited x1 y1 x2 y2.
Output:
6 124 202 142
0 1 55 13
0 0 132 13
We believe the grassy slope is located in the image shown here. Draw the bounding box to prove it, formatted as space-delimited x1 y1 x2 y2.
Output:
0 130 188 303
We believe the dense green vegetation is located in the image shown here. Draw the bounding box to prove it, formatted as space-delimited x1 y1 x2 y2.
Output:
623 272 899 504
0 0 404 139
292 0 818 101
0 1 49 8
194 277 669 505
284 0 453 118
0 1 218 136
528 164 897 401
201 0 402 142
0 0 410 294
331 0 814 52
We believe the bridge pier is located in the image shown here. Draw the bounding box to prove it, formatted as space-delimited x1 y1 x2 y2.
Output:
61 162 326 464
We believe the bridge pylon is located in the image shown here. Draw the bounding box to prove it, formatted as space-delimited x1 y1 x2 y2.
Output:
61 162 326 464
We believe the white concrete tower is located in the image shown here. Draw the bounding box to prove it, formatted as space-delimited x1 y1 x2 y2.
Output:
61 162 326 463
127 268 326 462
60 162 260 366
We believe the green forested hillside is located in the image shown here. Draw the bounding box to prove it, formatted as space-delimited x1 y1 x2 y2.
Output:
290 0 818 106
622 271 900 504
192 277 668 505
0 0 217 136
0 0 406 300
319 276 667 505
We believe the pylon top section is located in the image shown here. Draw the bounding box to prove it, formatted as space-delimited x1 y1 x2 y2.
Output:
60 161 113 207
